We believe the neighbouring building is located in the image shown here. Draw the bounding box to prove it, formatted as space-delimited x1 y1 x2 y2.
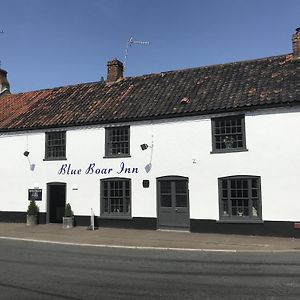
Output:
0 29 299 237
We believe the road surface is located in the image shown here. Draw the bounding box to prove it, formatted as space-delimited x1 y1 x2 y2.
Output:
1 239 300 299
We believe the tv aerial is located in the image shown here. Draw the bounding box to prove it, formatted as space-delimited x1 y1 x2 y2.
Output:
124 36 150 71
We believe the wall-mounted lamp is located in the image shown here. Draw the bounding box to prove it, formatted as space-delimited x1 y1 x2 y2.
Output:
141 140 154 173
23 150 35 171
140 144 149 151
141 143 153 151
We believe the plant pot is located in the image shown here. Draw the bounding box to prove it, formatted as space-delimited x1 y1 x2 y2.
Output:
63 217 74 229
26 214 38 226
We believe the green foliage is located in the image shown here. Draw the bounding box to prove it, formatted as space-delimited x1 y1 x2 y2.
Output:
64 203 74 217
27 200 39 215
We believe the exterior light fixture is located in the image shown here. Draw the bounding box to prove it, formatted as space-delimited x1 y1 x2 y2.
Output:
23 151 30 157
141 140 154 173
140 144 149 151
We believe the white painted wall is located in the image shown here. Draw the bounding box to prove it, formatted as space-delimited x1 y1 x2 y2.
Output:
0 106 299 222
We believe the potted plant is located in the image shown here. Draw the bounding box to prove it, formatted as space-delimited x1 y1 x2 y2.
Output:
26 200 39 226
63 203 74 229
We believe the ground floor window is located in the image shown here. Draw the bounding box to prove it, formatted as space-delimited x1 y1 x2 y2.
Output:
218 176 262 221
100 178 131 217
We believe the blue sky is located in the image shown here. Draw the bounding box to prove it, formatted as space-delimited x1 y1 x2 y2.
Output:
0 0 299 93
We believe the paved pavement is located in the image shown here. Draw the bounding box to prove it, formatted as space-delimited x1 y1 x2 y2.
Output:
1 222 300 252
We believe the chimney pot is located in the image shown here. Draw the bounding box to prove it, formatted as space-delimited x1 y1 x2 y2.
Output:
292 27 300 60
0 68 10 96
107 59 124 82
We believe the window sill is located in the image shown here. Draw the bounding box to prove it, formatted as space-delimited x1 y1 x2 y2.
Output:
217 219 264 224
103 155 131 159
210 148 248 154
99 215 132 220
43 158 67 161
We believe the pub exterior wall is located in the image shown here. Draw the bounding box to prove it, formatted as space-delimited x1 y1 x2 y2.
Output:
0 106 299 223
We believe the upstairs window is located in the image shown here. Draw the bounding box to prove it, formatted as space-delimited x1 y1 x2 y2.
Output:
105 126 130 158
211 115 247 153
45 131 66 160
218 176 262 222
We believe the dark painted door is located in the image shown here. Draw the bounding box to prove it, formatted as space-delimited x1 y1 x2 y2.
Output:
157 177 189 229
48 183 66 223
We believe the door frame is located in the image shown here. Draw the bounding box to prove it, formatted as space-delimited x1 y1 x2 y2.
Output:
46 182 67 223
156 175 190 230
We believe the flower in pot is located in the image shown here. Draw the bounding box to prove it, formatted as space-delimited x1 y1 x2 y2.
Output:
26 200 39 226
63 203 74 229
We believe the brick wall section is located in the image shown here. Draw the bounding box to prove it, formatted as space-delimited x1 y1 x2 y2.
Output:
0 68 10 95
107 59 124 82
292 27 300 59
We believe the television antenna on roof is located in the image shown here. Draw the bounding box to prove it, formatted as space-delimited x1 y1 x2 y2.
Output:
124 36 150 71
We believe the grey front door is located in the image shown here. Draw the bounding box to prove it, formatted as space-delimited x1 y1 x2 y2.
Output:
157 176 189 229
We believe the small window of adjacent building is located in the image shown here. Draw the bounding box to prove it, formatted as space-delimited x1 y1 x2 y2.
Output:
45 131 66 160
100 178 131 218
218 176 262 222
211 115 247 153
105 126 130 158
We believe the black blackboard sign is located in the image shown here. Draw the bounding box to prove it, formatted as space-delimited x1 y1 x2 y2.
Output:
28 189 42 201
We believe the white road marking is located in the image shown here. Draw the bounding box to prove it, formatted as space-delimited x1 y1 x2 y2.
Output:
0 235 299 252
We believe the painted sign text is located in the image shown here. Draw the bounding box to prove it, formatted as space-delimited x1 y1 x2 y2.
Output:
58 162 138 176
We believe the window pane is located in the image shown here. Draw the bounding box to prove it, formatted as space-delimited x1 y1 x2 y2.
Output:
175 181 187 194
125 198 130 213
252 189 258 198
222 200 229 216
161 195 172 207
231 180 236 189
231 199 249 216
160 181 171 194
103 182 108 197
252 199 258 217
176 195 187 207
110 197 123 213
104 197 109 213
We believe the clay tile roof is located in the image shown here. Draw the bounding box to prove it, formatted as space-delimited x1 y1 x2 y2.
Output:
0 53 299 132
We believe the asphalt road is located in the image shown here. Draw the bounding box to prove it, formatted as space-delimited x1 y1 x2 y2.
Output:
1 239 300 299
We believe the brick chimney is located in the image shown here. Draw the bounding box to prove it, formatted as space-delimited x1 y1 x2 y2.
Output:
107 59 123 82
292 27 300 60
0 68 10 96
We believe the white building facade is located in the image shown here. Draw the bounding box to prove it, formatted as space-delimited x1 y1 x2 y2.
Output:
0 106 299 236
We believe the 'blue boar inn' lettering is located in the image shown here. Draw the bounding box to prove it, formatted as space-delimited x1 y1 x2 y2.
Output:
58 162 138 176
